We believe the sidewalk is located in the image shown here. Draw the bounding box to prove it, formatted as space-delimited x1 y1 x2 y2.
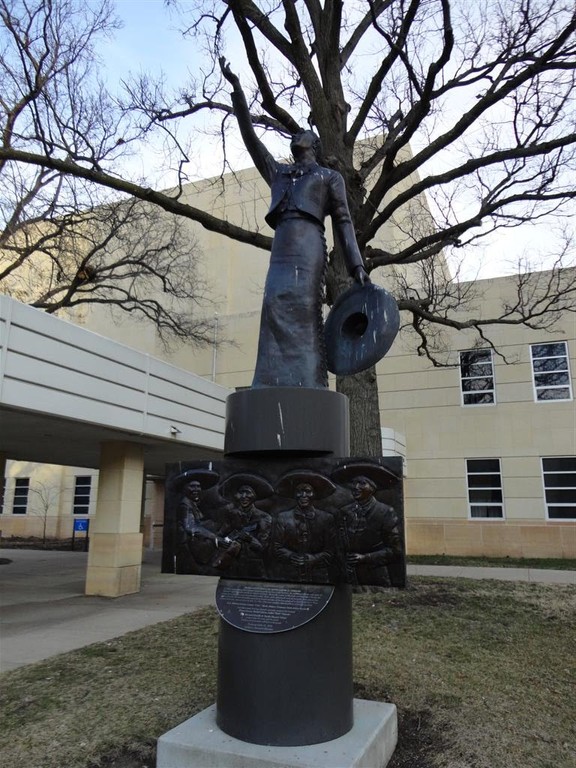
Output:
408 563 575 585
0 549 574 672
0 548 218 672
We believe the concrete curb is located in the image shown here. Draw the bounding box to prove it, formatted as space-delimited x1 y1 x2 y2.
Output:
407 563 576 585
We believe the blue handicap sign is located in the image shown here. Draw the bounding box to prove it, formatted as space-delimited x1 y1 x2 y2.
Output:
73 518 90 533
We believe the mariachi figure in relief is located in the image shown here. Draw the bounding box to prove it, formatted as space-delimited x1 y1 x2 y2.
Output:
174 469 220 574
332 463 404 587
273 471 337 583
211 474 274 578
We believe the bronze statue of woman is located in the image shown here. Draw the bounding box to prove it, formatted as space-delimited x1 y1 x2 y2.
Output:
221 60 369 389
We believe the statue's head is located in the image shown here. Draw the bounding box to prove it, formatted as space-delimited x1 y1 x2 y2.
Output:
294 482 315 509
235 484 257 509
351 475 377 503
291 129 322 160
184 480 202 502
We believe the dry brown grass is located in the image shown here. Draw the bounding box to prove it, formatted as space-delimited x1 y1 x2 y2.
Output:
0 578 574 768
357 579 576 768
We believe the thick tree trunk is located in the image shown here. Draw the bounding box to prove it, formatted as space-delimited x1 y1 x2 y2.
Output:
327 238 383 457
336 367 382 456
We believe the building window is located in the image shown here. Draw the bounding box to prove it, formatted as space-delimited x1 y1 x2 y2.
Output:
531 342 572 402
13 478 30 515
459 349 495 405
73 476 92 515
542 457 576 520
466 459 504 518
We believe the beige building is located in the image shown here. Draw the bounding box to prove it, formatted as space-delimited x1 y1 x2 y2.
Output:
1 163 574 560
378 276 575 558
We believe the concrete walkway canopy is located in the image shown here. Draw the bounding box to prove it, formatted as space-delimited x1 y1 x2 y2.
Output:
0 296 231 596
0 296 229 474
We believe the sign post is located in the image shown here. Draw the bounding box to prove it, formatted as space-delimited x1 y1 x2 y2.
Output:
72 518 90 551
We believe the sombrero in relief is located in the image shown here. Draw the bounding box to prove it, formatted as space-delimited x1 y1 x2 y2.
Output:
331 462 399 489
173 468 220 490
219 473 274 500
276 470 336 500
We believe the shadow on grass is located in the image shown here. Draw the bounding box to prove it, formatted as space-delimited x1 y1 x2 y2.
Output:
390 709 447 768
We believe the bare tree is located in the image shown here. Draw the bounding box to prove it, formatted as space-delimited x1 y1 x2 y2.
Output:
28 481 60 547
1 175 213 343
0 0 212 344
1 0 575 452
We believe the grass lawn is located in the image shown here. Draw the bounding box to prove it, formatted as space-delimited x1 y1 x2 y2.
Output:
1 577 574 768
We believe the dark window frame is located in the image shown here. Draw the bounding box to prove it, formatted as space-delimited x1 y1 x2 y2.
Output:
459 349 495 406
542 457 576 521
73 475 92 516
466 459 504 519
12 477 30 515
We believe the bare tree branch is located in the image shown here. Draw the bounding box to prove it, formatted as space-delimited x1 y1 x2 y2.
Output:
2 0 576 453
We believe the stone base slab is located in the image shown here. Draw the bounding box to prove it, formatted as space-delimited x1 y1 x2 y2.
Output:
157 699 397 768
85 532 143 597
84 563 142 597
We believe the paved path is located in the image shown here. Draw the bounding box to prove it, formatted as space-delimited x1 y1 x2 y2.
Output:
0 549 217 672
0 549 573 672
408 563 575 584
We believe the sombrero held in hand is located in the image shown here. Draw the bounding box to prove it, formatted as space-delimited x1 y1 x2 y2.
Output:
324 282 400 375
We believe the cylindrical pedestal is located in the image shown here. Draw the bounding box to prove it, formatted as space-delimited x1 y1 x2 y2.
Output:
225 387 349 456
217 584 353 746
217 385 352 746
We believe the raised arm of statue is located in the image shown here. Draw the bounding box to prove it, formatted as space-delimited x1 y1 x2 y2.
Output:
220 58 276 187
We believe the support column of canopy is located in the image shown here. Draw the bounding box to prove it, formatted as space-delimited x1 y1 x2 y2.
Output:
85 441 144 597
0 452 6 515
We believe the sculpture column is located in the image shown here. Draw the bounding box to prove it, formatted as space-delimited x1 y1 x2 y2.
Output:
216 387 353 746
157 389 402 768
0 452 7 515
85 441 144 597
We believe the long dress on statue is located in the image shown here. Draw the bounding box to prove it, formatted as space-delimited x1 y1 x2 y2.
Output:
252 209 328 389
250 159 364 389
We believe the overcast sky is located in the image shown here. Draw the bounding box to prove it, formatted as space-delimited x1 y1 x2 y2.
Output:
97 1 573 281
101 1 189 85
98 0 259 179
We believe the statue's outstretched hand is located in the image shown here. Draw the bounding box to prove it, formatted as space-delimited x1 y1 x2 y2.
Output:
353 265 371 286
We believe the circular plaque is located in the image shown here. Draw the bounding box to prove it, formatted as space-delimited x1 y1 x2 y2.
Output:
216 579 335 634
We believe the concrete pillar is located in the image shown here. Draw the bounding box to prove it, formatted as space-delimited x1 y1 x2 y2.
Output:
85 441 144 597
0 454 6 531
0 453 7 514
